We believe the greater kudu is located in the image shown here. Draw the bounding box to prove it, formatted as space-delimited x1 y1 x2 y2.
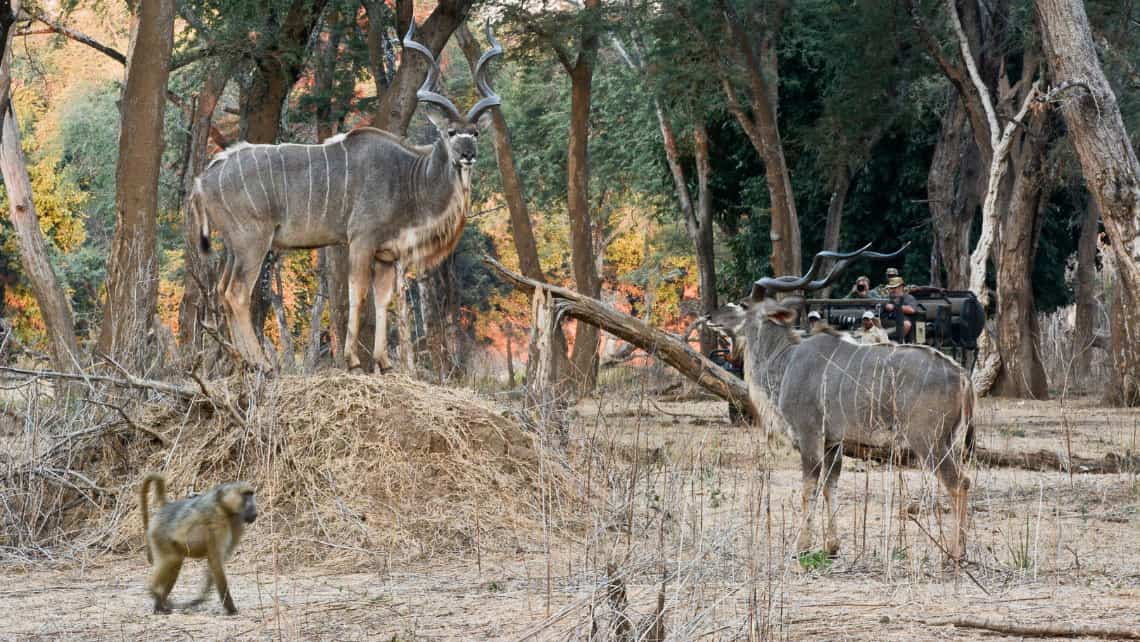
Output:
192 22 502 371
705 246 974 560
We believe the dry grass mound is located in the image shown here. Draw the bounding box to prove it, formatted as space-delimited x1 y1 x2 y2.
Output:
84 373 574 566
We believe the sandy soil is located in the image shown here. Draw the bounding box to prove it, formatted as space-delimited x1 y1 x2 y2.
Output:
2 393 1139 641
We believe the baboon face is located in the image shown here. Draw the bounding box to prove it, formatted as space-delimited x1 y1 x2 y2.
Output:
219 483 257 524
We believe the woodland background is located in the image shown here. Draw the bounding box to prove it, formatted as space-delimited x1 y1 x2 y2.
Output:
0 0 1137 404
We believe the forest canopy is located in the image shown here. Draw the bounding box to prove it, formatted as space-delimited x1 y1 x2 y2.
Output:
0 0 1137 403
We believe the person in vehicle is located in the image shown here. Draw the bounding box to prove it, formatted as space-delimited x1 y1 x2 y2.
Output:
883 276 918 342
854 309 889 345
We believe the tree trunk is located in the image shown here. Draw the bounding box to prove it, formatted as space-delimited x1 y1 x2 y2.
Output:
456 25 542 282
565 21 602 397
178 64 230 357
371 0 473 133
0 11 80 373
1037 0 1140 405
270 258 296 372
692 120 718 354
96 0 175 373
818 166 851 298
653 99 717 353
716 2 800 275
1072 197 1099 381
927 96 981 290
303 249 328 371
241 0 330 144
992 112 1050 398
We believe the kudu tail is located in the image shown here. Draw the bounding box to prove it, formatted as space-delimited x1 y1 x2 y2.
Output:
961 377 976 460
191 187 211 254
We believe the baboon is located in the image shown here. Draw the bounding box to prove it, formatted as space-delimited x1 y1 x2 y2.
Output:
139 473 257 615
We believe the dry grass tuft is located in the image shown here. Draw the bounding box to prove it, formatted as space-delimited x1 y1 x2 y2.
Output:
5 372 577 567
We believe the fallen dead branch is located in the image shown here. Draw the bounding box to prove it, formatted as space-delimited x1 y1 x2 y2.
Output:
922 615 1140 639
0 365 198 400
485 256 757 422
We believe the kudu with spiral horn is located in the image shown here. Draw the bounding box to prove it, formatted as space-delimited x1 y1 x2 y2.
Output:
704 245 974 560
191 22 504 372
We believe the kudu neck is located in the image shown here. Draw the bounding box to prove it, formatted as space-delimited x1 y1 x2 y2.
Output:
420 138 472 202
746 319 798 394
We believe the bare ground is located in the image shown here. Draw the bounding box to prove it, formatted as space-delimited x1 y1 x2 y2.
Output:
2 390 1139 641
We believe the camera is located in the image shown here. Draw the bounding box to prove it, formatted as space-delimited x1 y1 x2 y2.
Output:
856 284 867 291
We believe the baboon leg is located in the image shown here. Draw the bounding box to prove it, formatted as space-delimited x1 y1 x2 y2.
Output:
821 443 844 556
935 451 970 561
183 570 214 608
371 261 397 373
222 238 274 370
206 535 237 615
344 244 374 372
148 555 182 614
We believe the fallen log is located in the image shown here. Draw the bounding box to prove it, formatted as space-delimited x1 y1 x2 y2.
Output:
485 257 760 423
922 615 1140 639
843 441 1138 474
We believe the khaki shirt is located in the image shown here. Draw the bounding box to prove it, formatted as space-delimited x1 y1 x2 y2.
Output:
855 325 890 345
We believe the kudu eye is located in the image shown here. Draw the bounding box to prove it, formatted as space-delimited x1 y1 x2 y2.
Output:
447 129 456 137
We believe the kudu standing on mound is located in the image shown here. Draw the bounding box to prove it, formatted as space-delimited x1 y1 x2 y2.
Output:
191 23 503 371
705 245 974 560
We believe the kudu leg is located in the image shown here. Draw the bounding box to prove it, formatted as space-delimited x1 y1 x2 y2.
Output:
344 245 374 371
797 430 826 554
821 444 844 556
371 261 397 373
221 244 273 370
935 452 971 561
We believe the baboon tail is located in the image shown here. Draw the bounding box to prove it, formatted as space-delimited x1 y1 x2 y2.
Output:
140 473 167 564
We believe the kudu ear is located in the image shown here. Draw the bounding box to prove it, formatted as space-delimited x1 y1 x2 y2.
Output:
475 109 494 130
422 107 452 132
760 300 796 326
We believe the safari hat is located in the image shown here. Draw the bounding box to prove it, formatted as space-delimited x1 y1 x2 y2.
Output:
861 310 875 320
855 275 870 283
807 311 821 320
885 267 900 277
887 276 906 288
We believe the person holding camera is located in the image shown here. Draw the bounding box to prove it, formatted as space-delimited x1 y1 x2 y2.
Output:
883 275 918 342
849 275 873 299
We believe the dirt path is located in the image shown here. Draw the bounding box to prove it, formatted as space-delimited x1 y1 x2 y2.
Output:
2 395 1139 640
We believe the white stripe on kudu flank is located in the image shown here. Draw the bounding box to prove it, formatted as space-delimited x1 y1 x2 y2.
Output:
263 147 275 210
306 146 314 228
321 144 331 221
341 140 349 220
236 151 258 213
279 148 289 222
252 147 270 209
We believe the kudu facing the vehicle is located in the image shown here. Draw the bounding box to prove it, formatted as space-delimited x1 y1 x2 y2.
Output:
192 23 502 371
705 246 974 560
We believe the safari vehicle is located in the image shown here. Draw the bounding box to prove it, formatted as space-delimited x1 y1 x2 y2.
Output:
792 287 985 368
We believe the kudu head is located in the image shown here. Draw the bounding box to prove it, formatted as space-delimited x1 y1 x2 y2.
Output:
404 21 502 169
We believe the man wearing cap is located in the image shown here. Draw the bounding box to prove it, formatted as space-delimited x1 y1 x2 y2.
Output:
883 276 918 342
805 309 822 331
854 309 889 345
848 275 873 299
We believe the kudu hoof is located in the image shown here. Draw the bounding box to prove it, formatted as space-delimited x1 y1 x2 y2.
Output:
377 366 393 375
